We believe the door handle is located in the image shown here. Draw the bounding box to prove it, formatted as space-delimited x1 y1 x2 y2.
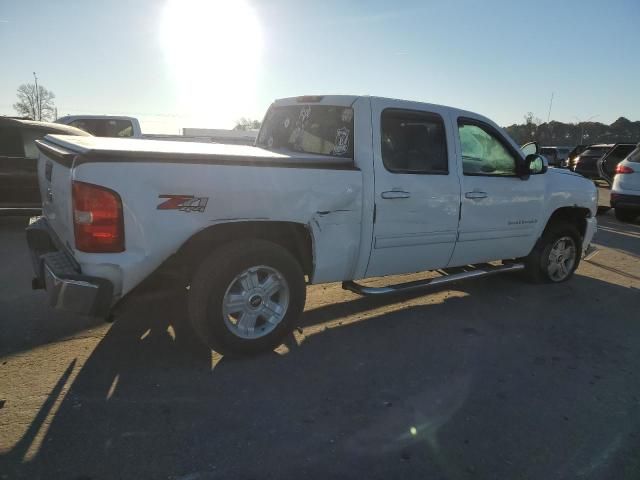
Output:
465 191 488 199
381 190 411 199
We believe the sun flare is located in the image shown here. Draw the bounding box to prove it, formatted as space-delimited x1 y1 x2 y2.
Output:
160 0 263 127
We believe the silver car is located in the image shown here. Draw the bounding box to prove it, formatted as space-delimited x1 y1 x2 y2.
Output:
610 144 640 222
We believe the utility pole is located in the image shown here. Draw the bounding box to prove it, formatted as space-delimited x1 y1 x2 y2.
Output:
546 92 554 123
33 72 40 120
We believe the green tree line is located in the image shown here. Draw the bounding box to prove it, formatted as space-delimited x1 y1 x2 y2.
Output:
505 116 640 146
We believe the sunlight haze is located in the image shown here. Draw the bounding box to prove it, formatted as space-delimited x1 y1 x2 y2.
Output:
1 0 639 133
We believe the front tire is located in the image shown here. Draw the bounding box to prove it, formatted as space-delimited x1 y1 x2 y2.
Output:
188 240 306 355
615 208 638 223
524 223 582 283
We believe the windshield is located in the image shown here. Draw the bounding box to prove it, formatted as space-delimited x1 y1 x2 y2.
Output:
257 104 354 158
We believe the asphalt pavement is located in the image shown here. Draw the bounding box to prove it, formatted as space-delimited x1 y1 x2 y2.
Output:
1 195 640 480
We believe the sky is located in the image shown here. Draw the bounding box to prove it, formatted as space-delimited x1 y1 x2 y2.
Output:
1 0 639 134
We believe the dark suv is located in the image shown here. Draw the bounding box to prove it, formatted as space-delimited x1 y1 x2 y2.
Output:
540 146 572 167
0 117 89 215
570 144 613 179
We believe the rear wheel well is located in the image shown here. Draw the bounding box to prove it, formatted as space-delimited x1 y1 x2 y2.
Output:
175 221 313 279
545 207 591 239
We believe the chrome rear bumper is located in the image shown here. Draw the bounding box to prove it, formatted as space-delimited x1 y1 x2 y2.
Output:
26 217 114 317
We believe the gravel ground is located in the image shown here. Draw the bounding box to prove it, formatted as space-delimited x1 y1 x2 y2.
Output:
1 192 640 480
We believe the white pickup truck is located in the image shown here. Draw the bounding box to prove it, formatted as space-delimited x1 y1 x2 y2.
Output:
27 95 597 355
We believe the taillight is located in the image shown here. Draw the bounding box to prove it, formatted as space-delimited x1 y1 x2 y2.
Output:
72 181 124 252
615 164 634 174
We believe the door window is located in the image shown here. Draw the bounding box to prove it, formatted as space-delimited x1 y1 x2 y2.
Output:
381 109 448 174
458 122 517 176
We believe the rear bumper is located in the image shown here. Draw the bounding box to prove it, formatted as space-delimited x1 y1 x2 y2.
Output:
26 217 113 317
610 192 640 210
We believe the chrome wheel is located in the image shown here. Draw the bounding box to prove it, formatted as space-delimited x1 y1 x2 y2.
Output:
546 236 577 281
222 265 290 339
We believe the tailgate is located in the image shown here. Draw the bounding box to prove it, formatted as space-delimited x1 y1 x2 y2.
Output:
35 138 78 249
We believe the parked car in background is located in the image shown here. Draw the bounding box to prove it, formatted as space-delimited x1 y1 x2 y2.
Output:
571 144 613 179
56 115 142 138
610 144 640 222
597 143 638 185
566 145 588 169
0 117 90 215
540 146 572 167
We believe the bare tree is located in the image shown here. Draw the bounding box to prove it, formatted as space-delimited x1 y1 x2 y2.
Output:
13 83 56 121
233 117 261 131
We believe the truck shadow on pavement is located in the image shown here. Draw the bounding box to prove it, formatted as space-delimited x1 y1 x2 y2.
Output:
4 268 640 479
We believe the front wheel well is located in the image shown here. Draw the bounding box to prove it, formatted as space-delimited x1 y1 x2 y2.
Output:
174 221 314 279
544 206 591 238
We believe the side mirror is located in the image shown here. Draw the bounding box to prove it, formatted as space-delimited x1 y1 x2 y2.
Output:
526 154 548 175
521 141 539 157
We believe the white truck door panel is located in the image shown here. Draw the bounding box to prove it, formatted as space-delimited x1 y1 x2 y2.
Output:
365 99 461 277
448 118 545 266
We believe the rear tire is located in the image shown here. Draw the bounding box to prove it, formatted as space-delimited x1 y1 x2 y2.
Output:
614 208 638 223
523 223 582 283
188 240 306 356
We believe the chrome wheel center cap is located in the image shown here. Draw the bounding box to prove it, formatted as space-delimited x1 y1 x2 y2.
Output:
249 295 263 308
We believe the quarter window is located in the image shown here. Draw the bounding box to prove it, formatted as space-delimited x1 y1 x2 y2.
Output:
458 122 517 176
381 109 448 174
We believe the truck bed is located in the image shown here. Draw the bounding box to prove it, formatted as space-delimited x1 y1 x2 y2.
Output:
38 135 356 170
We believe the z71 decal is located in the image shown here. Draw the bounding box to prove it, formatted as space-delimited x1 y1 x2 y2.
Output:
157 195 209 213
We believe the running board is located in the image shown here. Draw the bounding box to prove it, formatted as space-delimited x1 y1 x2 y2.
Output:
342 263 525 296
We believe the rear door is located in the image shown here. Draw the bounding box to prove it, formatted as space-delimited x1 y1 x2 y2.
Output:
448 117 545 266
365 99 461 277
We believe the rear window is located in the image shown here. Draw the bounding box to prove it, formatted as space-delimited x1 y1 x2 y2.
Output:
69 119 134 137
257 105 354 158
606 144 636 162
627 146 640 163
582 147 610 156
540 147 557 157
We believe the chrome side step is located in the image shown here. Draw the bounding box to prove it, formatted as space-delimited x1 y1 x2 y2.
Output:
583 245 599 261
342 263 525 296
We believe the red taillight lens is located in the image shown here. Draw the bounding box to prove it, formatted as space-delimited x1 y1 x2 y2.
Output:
72 181 124 252
615 164 634 174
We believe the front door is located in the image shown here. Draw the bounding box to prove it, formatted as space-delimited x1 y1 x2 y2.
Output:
365 100 461 277
448 117 545 266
